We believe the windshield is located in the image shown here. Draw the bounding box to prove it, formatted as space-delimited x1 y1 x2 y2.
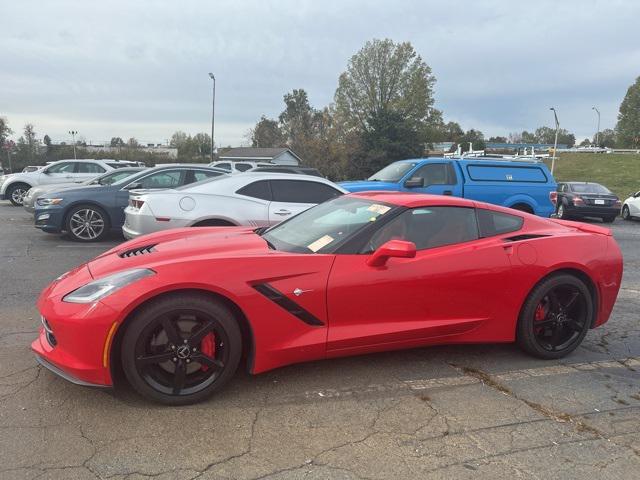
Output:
261 196 397 253
570 183 611 194
368 162 416 182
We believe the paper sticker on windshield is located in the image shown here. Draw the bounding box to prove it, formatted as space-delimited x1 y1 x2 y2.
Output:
367 204 391 215
307 235 334 252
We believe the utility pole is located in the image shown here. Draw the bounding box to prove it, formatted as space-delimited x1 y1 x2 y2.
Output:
68 130 78 160
208 73 216 162
549 108 560 174
592 106 600 146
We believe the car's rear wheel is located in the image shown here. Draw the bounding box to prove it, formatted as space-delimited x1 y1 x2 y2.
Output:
65 205 109 242
517 274 593 359
7 183 30 206
622 205 631 221
556 203 568 219
121 293 242 405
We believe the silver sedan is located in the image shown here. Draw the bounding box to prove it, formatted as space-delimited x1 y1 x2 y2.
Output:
122 172 347 239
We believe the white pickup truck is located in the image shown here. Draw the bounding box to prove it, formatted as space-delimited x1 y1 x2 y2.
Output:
0 159 140 206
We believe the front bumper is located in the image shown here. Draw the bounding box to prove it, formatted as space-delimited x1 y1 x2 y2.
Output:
32 288 120 387
33 205 65 233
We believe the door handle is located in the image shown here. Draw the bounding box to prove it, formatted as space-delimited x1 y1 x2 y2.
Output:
443 190 453 195
274 210 291 216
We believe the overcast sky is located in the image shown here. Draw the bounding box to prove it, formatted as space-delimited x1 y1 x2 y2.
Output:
2 0 639 146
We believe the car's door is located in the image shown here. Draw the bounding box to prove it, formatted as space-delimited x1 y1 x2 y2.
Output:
326 206 517 354
402 162 463 196
76 162 107 182
39 161 79 185
268 179 343 224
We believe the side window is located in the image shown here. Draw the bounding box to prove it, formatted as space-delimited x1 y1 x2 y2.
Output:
137 170 183 189
477 209 523 237
192 170 223 182
411 163 453 186
45 162 76 174
215 163 231 171
77 162 106 174
366 207 478 252
271 180 342 204
236 180 272 200
235 163 253 172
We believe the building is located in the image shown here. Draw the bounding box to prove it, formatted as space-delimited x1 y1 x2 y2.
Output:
217 147 301 165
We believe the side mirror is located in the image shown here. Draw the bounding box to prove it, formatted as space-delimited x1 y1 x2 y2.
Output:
125 182 143 190
42 169 51 174
366 240 416 267
404 177 424 188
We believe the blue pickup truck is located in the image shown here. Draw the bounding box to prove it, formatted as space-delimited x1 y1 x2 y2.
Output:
340 157 557 217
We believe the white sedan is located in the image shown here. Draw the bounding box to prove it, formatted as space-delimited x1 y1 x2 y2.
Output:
122 172 347 239
622 190 640 221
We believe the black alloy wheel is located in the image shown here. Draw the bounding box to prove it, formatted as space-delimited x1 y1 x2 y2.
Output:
121 293 242 405
517 274 592 359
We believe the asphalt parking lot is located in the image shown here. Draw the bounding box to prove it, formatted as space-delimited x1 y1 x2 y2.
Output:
1 204 639 480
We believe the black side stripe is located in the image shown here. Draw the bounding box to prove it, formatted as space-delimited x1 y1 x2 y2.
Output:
252 283 325 326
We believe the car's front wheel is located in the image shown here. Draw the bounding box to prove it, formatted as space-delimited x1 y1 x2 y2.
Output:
7 183 30 206
65 205 110 242
516 274 593 359
121 293 242 405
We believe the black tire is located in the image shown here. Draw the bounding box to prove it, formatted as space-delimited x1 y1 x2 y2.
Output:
621 206 631 221
65 205 110 242
121 293 242 405
602 216 616 224
516 274 593 359
192 219 235 227
556 203 568 219
7 183 31 206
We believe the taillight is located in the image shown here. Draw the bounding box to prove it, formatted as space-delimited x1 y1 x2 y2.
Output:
573 196 584 206
614 199 622 207
549 191 558 205
129 199 145 209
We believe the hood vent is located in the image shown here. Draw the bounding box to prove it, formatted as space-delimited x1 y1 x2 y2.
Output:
119 244 157 258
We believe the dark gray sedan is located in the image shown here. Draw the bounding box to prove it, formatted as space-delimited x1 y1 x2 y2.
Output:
33 164 227 241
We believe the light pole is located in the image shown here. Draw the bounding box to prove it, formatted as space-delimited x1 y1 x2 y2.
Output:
592 106 600 146
68 130 78 160
208 73 216 162
549 108 560 174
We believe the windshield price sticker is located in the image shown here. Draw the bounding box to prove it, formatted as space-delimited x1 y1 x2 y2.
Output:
367 204 391 215
307 235 334 252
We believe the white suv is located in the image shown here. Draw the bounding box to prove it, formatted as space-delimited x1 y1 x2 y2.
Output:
0 159 140 206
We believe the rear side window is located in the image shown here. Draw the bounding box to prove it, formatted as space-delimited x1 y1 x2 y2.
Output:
477 209 523 237
466 165 548 183
106 162 133 169
411 163 456 185
237 180 272 200
46 162 76 174
235 163 253 172
215 163 231 171
78 162 106 174
271 180 342 204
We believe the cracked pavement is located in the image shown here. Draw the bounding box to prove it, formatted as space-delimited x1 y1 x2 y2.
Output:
1 204 639 479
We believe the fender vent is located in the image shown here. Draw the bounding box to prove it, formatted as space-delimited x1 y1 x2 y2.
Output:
253 283 325 326
119 244 157 258
503 234 549 242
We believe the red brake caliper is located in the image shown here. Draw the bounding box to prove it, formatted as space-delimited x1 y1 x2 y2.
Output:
200 333 216 371
535 303 546 321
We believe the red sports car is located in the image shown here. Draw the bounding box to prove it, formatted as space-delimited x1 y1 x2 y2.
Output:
32 192 623 405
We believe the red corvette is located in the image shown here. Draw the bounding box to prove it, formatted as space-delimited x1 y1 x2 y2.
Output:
32 192 623 404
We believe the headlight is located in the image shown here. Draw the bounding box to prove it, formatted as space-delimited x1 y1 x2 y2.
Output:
36 198 63 206
63 268 155 303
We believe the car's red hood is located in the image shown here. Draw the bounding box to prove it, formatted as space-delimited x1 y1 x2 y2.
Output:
88 227 271 278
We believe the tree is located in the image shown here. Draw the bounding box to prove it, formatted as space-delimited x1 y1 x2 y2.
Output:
616 76 640 148
488 136 507 143
126 137 140 149
596 128 616 148
521 131 537 143
457 129 486 152
334 38 436 132
508 132 523 143
110 137 125 147
0 117 12 150
169 131 188 149
534 126 556 144
192 133 212 160
579 138 591 147
250 115 285 147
